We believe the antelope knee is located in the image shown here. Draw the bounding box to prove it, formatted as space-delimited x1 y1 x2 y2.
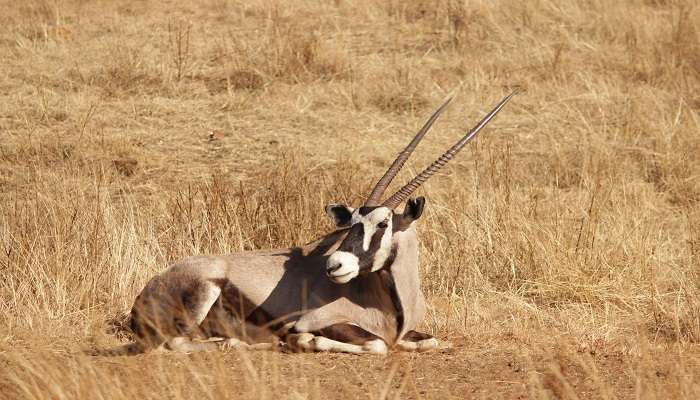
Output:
287 333 315 352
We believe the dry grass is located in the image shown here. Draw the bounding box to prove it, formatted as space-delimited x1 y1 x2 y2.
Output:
1 0 699 398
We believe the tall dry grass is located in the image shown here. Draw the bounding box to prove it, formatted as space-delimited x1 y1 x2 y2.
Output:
1 0 699 398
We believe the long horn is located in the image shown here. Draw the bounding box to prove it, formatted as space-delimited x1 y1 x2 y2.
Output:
364 96 454 206
382 90 518 209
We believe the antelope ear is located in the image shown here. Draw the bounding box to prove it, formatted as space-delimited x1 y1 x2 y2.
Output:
325 204 353 227
397 197 425 229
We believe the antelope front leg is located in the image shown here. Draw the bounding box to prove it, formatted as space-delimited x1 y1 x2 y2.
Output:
396 330 440 352
286 324 388 355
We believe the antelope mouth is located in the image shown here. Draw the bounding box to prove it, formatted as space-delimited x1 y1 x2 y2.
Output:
329 270 358 284
326 251 360 283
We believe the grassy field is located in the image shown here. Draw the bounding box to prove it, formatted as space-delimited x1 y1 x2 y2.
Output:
1 0 699 398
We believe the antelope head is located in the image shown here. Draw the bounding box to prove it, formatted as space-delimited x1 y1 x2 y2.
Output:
325 91 517 284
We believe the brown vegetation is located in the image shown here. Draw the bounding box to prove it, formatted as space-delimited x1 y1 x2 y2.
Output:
1 0 699 398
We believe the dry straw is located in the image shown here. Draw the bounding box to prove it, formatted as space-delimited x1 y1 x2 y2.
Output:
0 0 699 398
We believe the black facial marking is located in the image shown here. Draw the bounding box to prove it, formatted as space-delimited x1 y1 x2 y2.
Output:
341 222 365 250
336 214 391 274
366 225 386 254
360 225 388 274
357 206 379 216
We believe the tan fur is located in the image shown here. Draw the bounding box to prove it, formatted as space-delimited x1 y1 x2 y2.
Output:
126 224 427 354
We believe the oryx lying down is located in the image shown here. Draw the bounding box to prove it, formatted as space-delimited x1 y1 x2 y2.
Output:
120 92 516 355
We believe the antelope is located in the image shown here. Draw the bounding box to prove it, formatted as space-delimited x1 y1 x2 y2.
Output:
119 91 516 355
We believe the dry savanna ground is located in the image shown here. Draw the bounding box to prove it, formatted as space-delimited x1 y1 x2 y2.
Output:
1 0 700 398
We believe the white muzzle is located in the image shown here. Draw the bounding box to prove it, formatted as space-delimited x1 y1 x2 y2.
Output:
326 251 359 284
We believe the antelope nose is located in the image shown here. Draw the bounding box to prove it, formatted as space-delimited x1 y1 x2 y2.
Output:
326 263 341 276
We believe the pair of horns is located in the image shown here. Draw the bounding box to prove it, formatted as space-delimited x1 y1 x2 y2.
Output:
365 90 518 209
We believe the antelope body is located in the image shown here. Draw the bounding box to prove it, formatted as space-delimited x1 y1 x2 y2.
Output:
122 92 516 355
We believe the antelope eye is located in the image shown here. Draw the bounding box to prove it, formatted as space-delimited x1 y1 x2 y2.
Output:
378 221 388 229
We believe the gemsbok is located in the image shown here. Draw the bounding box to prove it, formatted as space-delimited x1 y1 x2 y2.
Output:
119 91 517 355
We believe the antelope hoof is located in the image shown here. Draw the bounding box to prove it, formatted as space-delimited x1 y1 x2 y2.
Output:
397 337 440 352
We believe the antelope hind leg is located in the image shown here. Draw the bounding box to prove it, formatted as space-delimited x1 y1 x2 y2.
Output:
200 306 281 351
166 337 220 353
218 337 278 351
396 330 440 352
